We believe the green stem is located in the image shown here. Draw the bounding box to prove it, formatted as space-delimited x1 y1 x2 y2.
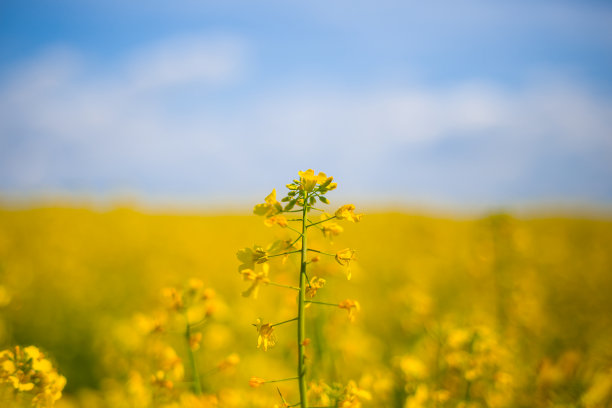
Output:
267 281 300 291
184 314 202 395
306 248 335 257
306 215 336 228
265 377 299 384
298 194 308 408
305 300 338 307
272 317 299 327
285 225 303 236
268 250 301 258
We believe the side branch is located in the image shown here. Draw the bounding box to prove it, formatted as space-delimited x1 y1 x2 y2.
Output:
268 250 301 258
306 215 337 228
307 248 335 257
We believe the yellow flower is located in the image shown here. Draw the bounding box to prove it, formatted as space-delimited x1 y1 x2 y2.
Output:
189 332 202 351
335 248 357 279
338 299 360 322
335 204 362 222
254 319 276 351
335 248 356 266
263 214 288 228
253 189 283 217
0 345 66 406
322 222 343 238
151 370 174 390
319 213 343 238
217 353 240 371
236 245 268 272
298 169 333 192
161 287 184 310
306 276 326 298
241 264 270 299
249 377 266 388
338 380 371 408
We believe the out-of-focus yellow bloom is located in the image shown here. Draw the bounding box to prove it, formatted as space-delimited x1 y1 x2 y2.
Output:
241 264 270 299
306 276 326 298
236 245 269 272
335 248 357 279
397 356 428 380
187 278 204 292
189 332 202 351
338 299 361 322
322 222 343 238
161 287 184 311
249 377 266 388
264 214 288 228
151 370 173 390
0 345 66 407
0 285 11 307
338 380 372 408
254 319 276 351
582 369 612 407
308 380 332 405
253 190 283 218
335 248 356 266
335 204 362 222
405 384 429 408
217 353 240 371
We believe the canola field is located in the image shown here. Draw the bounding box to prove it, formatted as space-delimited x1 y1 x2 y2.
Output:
1 202 612 407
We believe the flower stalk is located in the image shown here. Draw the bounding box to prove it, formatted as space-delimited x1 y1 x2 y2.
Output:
240 169 363 408
184 313 202 395
298 191 308 407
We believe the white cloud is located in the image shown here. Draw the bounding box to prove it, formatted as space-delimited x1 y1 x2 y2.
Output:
0 37 611 205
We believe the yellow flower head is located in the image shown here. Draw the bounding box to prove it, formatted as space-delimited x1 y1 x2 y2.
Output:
0 345 66 406
253 189 283 218
338 380 372 407
241 264 270 299
335 204 363 223
237 245 269 272
249 377 266 388
322 222 343 238
189 332 202 351
338 299 361 322
217 353 240 371
298 169 334 193
306 276 326 298
161 287 184 310
263 214 288 228
335 248 357 279
254 318 276 351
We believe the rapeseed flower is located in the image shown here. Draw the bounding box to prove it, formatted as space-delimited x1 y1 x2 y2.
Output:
335 248 357 279
249 377 266 388
335 204 362 222
237 245 269 272
338 299 361 322
254 319 276 351
306 276 326 298
241 264 270 299
253 189 283 218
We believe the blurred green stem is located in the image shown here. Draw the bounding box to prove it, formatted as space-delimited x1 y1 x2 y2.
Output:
184 314 202 395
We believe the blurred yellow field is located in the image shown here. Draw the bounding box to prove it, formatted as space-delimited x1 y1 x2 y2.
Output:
1 201 611 407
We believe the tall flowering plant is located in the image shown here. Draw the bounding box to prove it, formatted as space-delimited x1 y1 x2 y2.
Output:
237 170 364 408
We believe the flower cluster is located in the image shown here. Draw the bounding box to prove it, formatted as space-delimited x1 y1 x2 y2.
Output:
0 345 66 407
239 169 363 407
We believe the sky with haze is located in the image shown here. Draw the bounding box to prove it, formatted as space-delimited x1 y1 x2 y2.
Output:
1 0 611 210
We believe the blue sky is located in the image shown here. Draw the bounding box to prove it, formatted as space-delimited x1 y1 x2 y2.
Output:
1 0 611 209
